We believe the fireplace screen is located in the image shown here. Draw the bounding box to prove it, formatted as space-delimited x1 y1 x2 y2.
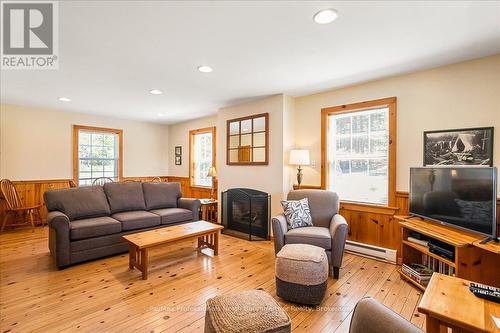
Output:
221 188 270 241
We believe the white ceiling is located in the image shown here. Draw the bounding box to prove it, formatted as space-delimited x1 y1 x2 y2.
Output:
1 1 500 124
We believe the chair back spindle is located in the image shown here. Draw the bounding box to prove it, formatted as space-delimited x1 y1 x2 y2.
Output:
0 179 23 210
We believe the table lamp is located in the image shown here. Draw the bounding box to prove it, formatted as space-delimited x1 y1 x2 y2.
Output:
289 150 310 187
207 166 217 199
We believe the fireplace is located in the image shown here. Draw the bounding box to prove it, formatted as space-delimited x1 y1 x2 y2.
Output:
221 188 270 241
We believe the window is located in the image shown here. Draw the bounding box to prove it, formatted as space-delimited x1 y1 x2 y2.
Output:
190 127 216 187
73 125 123 186
321 97 396 206
226 113 268 165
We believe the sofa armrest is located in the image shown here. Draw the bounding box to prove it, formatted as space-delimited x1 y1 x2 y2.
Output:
47 211 71 268
178 198 201 221
329 214 348 268
271 214 288 254
350 297 424 333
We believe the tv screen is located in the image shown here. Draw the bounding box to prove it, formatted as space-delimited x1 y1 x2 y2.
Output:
409 167 497 237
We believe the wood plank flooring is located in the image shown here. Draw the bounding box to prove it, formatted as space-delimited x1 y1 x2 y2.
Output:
0 227 426 332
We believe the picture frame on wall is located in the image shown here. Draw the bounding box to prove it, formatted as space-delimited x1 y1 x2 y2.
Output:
175 155 182 165
423 127 494 166
175 146 182 155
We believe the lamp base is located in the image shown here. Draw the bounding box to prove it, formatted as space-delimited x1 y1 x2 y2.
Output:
296 166 303 187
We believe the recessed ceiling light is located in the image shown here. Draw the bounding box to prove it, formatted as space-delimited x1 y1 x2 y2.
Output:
197 65 213 73
157 113 165 117
149 89 163 95
58 97 71 102
313 8 338 24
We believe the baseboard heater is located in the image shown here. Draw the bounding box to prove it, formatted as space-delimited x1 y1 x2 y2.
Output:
345 240 397 264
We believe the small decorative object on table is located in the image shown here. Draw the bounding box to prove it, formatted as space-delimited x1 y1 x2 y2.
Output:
288 149 310 187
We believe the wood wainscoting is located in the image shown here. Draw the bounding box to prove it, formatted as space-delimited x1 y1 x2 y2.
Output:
292 186 499 259
0 176 218 229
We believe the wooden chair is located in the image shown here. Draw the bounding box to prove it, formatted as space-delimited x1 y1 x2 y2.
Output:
122 179 138 183
150 177 162 182
0 179 44 232
69 180 78 188
92 177 115 186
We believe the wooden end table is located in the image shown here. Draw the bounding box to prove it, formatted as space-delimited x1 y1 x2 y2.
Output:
122 221 223 280
199 199 218 223
418 273 500 333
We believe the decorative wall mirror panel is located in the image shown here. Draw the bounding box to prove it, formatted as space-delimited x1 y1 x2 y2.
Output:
226 113 269 165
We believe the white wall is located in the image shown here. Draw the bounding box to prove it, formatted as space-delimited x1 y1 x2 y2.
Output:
0 104 170 180
167 115 217 177
217 94 286 216
294 55 500 192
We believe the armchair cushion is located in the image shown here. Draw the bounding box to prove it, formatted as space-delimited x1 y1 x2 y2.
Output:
280 198 313 229
287 190 339 228
285 226 331 250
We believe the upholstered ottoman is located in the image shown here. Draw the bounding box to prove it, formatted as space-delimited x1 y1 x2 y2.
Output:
275 243 328 305
204 289 291 333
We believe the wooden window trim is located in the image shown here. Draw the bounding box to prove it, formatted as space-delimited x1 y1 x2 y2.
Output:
189 126 216 189
321 97 397 207
226 112 269 165
73 125 123 184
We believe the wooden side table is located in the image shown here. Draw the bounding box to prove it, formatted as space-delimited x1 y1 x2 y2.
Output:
199 199 218 223
418 273 500 333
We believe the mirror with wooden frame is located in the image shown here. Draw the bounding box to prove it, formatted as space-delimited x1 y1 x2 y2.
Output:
226 113 269 165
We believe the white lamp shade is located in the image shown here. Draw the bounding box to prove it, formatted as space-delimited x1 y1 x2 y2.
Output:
289 150 310 166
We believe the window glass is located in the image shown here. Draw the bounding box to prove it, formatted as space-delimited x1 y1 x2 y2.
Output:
327 107 389 204
78 130 119 186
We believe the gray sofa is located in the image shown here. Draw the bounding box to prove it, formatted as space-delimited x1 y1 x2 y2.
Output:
44 182 201 269
272 190 348 279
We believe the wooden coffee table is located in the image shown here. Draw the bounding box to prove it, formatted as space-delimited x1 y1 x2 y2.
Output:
122 221 223 280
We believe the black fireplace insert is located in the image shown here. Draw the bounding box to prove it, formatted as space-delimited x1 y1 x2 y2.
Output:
221 188 270 241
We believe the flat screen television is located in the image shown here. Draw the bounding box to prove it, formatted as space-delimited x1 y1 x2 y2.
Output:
409 167 497 238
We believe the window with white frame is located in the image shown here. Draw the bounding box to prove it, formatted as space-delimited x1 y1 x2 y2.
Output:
75 127 121 186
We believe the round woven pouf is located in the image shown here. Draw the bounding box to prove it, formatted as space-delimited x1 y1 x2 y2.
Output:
275 243 328 305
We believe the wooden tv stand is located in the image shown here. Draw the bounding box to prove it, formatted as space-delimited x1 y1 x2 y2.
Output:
395 215 499 289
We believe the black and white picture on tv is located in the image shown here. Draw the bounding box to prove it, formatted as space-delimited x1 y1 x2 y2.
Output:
409 167 497 237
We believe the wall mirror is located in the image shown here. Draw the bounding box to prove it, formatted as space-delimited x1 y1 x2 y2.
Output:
226 113 269 165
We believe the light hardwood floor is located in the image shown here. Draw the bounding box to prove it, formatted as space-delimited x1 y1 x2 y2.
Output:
0 227 426 332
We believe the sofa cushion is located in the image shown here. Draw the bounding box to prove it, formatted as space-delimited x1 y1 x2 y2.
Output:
285 226 331 250
142 182 181 210
112 210 160 231
70 216 121 240
150 208 193 225
44 186 111 221
104 182 146 213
